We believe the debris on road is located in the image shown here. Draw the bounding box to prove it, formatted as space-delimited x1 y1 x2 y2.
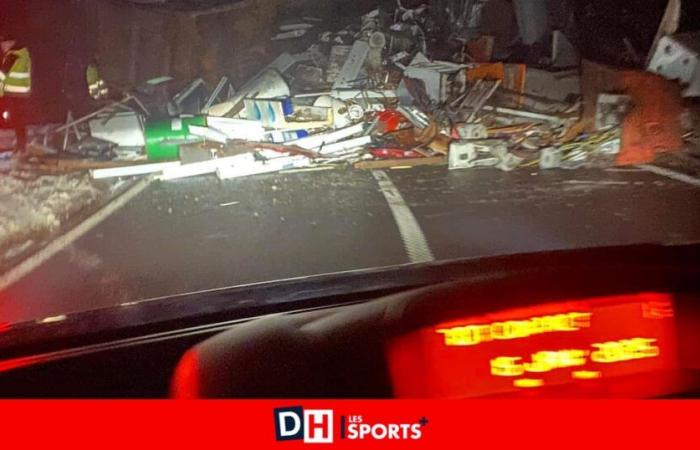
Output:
90 162 181 180
1 0 694 186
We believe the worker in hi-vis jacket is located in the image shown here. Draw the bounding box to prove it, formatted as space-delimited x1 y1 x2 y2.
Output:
0 34 32 152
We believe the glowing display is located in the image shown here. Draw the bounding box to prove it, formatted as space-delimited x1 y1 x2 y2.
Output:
513 378 544 388
387 293 678 398
572 370 602 379
489 338 660 377
436 312 591 346
591 338 660 363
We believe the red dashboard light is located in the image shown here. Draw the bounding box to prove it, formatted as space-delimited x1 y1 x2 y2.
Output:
387 292 678 398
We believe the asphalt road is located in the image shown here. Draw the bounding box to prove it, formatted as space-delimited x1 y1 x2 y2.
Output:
1 165 699 324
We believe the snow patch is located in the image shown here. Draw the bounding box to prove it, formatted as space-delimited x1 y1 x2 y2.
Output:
0 172 106 266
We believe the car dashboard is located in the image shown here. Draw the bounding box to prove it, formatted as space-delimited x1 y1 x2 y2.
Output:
0 244 698 399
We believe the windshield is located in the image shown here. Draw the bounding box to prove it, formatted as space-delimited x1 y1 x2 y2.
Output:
0 0 699 340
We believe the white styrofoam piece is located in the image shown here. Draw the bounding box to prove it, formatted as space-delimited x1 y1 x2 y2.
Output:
90 161 181 179
288 123 364 150
160 154 255 180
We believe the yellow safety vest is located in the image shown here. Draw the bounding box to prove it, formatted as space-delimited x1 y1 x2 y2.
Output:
0 47 31 97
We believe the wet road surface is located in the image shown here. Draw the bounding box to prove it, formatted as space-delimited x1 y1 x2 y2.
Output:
1 165 699 324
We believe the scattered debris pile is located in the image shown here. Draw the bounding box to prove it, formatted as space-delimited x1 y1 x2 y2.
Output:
10 1 698 182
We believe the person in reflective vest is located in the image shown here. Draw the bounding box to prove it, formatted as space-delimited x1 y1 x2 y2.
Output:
0 36 32 151
86 62 108 100
0 41 31 96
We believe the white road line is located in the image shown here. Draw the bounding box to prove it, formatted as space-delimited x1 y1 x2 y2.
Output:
372 170 435 264
0 177 153 291
639 164 700 188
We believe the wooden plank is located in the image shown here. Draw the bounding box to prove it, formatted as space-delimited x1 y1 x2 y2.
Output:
354 156 446 170
20 156 151 173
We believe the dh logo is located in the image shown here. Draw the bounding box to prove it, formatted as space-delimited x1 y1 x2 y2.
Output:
274 406 334 443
